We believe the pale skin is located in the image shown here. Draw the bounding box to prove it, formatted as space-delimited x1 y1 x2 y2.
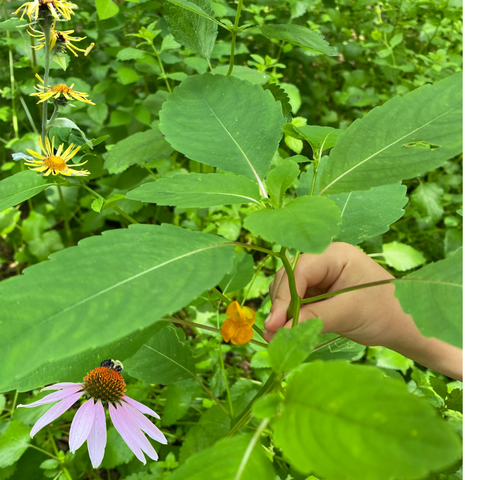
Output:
264 242 463 381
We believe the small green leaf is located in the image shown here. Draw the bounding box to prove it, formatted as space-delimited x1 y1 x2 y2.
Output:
253 392 282 419
95 0 119 20
381 242 427 271
91 197 104 213
266 160 300 208
269 319 323 373
274 361 462 480
219 252 254 294
292 125 344 152
49 118 92 149
259 24 337 56
116 47 146 61
162 382 194 426
117 66 140 85
39 459 59 470
0 421 31 468
244 196 341 253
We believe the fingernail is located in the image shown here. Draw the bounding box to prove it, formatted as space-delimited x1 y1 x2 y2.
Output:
264 313 272 326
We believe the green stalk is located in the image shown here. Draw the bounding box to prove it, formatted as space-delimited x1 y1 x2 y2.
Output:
279 247 300 327
230 242 280 257
41 22 52 144
226 0 244 76
57 186 73 245
218 343 234 417
150 41 172 93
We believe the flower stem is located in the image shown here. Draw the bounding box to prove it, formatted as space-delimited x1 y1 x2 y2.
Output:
279 247 300 327
226 0 244 76
150 41 172 93
218 343 234 417
57 186 73 245
41 22 52 144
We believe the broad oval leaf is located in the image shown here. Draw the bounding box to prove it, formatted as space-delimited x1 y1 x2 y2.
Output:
329 183 408 245
165 0 218 61
319 73 462 194
127 172 262 208
104 129 173 174
95 0 119 20
160 74 285 193
169 435 275 480
395 248 462 347
125 324 196 385
243 196 341 253
0 224 234 393
259 24 338 56
0 171 55 211
266 160 300 208
274 361 462 480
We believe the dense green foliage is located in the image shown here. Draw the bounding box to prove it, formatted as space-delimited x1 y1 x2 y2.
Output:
0 1 462 479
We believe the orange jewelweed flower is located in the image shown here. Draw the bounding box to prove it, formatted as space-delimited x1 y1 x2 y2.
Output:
23 136 89 177
221 301 256 345
14 0 75 22
31 73 95 105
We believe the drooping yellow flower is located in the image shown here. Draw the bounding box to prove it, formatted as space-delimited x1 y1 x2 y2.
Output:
29 23 94 57
31 74 95 105
221 301 256 345
23 136 89 177
14 0 75 22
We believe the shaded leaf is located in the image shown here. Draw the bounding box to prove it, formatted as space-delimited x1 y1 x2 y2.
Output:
219 252 254 294
266 160 300 208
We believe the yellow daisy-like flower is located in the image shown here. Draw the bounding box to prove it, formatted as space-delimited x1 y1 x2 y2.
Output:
14 0 75 22
29 23 94 57
23 136 89 177
221 301 256 345
31 73 95 105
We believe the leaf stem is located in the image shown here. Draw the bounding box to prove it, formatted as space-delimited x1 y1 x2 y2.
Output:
279 247 300 327
150 41 172 93
218 343 234 417
226 0 244 76
229 242 280 257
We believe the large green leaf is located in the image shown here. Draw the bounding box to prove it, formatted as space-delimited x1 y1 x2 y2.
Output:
164 0 218 61
166 0 219 25
160 74 285 194
126 173 262 208
124 324 195 384
104 129 173 174
328 183 408 245
269 319 323 373
0 171 55 212
0 421 31 468
259 24 337 56
395 248 462 347
274 361 462 480
243 196 341 253
171 435 275 480
5 322 166 393
0 224 234 393
319 73 462 194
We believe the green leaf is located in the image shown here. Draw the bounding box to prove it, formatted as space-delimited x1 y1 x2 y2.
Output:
117 66 140 85
165 0 219 25
259 24 337 56
104 129 173 174
212 65 270 84
116 47 147 61
127 173 262 208
125 324 195 384
0 224 234 392
165 0 218 61
381 241 427 271
162 381 194 426
0 171 55 212
307 335 366 362
179 407 230 463
171 435 275 480
95 0 119 20
160 74 285 193
291 125 344 152
274 361 462 480
49 117 93 148
0 421 31 468
269 319 323 373
329 183 408 245
266 160 300 208
411 182 444 225
395 248 462 348
244 196 341 253
219 252 254 294
252 392 282 419
319 73 462 193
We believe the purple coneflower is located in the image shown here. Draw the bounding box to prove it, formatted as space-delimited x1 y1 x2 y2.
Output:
18 359 167 468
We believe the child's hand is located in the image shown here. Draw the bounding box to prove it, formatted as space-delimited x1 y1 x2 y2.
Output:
265 242 462 380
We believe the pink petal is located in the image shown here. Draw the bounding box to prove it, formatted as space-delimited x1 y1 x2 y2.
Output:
122 395 160 419
122 401 167 445
109 403 146 464
42 382 83 391
87 401 107 468
18 386 83 408
69 398 95 453
30 391 83 438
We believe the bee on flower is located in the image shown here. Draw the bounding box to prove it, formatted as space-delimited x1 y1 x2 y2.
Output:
221 301 256 345
31 73 95 105
18 359 167 468
13 0 76 22
29 23 94 57
22 136 89 177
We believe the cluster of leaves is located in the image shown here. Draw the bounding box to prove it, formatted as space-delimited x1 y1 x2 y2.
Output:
0 0 462 480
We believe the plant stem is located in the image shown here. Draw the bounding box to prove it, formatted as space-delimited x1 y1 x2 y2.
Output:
279 247 300 327
10 390 18 417
41 22 52 144
57 186 73 245
230 242 280 257
150 41 172 93
226 0 244 76
234 418 270 480
218 343 234 417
